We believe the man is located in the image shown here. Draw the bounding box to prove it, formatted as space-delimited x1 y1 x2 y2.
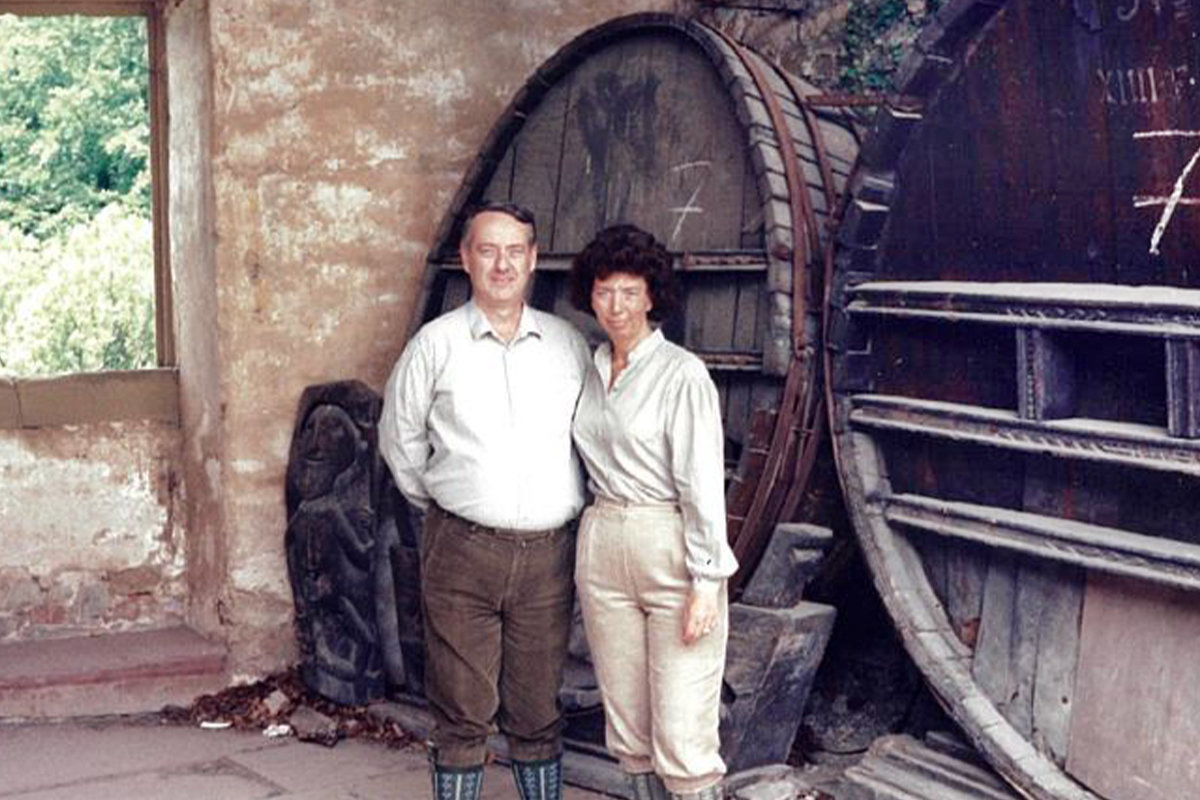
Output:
380 201 591 800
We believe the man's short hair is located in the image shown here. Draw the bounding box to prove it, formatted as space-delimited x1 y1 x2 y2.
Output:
462 200 538 246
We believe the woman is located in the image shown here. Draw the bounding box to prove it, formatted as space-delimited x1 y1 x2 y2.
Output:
569 224 737 800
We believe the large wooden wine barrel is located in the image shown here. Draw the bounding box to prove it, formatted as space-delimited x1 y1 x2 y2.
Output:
828 2 1200 799
414 13 858 585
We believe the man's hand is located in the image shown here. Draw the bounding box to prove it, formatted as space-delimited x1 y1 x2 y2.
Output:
681 580 720 645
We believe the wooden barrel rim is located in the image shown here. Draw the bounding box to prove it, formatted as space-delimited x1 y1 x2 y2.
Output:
418 12 858 588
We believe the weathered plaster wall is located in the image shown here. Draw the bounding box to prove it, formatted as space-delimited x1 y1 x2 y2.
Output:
201 0 684 677
0 423 184 640
169 0 225 641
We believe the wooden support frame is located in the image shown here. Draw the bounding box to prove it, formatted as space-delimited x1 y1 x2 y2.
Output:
849 394 1200 476
1017 329 1076 421
1166 339 1200 439
883 492 1200 593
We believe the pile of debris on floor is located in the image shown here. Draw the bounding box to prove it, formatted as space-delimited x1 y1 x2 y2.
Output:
160 668 413 750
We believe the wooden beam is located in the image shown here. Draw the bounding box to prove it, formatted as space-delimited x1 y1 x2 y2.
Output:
430 251 770 274
882 492 1200 593
849 393 1200 476
1166 339 1200 438
1017 328 1076 420
0 1 152 14
846 280 1200 338
148 5 173 367
7 369 179 428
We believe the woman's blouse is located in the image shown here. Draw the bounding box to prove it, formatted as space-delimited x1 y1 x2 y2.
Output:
572 328 738 583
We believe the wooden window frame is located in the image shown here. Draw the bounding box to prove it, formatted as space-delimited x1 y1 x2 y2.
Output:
0 0 177 429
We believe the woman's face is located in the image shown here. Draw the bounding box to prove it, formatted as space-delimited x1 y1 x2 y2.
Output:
591 271 653 344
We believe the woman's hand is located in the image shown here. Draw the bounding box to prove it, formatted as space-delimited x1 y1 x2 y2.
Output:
681 580 720 645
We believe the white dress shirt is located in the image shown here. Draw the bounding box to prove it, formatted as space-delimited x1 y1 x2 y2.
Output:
572 329 738 583
379 301 591 531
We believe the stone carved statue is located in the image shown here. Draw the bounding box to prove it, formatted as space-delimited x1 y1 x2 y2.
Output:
285 381 403 705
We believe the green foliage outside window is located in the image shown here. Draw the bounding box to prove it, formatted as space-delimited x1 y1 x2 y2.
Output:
0 14 154 377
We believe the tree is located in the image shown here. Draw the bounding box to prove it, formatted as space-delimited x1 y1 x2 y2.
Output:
1 207 154 375
0 14 153 376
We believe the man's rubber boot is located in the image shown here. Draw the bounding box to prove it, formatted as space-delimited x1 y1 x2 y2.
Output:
431 763 483 800
512 756 563 800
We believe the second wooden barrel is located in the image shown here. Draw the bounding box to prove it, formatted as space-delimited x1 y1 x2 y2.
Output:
829 2 1200 799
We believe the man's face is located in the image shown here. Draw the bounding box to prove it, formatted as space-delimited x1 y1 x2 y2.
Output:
460 211 537 313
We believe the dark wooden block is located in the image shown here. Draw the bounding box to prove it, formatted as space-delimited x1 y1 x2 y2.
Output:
893 49 955 99
920 0 1007 58
739 523 833 608
720 601 837 772
859 104 923 170
836 196 891 250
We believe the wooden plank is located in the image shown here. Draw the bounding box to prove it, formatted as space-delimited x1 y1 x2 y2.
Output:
733 272 762 354
431 251 769 273
943 540 988 650
964 530 1079 763
1017 329 1077 421
918 536 949 610
0 1 149 13
847 281 1200 338
724 257 759 443
739 140 764 249
0 379 18 429
972 552 1022 732
441 272 470 314
147 10 171 368
509 76 572 249
658 38 749 252
685 274 738 352
1021 456 1088 767
552 35 673 251
849 394 1200 477
882 493 1200 593
15 368 178 427
552 32 751 253
482 146 515 205
1166 339 1200 438
724 378 751 447
1067 574 1200 800
1028 560 1081 767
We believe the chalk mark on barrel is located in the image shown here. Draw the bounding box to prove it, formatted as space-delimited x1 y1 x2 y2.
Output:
668 160 710 244
1132 129 1200 255
1118 0 1192 21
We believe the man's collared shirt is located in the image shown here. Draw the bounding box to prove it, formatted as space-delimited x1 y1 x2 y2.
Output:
380 301 591 531
572 328 738 582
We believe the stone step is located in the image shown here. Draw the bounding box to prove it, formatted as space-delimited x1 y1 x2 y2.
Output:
0 626 227 719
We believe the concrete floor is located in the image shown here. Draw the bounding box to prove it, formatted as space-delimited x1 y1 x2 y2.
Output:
0 717 610 800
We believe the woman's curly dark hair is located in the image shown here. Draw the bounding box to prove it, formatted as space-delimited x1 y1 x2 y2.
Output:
568 224 680 321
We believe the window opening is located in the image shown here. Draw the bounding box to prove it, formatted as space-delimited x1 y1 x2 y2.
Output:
0 10 163 378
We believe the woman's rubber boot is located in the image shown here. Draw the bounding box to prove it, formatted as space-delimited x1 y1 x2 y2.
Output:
627 771 669 800
667 782 724 800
